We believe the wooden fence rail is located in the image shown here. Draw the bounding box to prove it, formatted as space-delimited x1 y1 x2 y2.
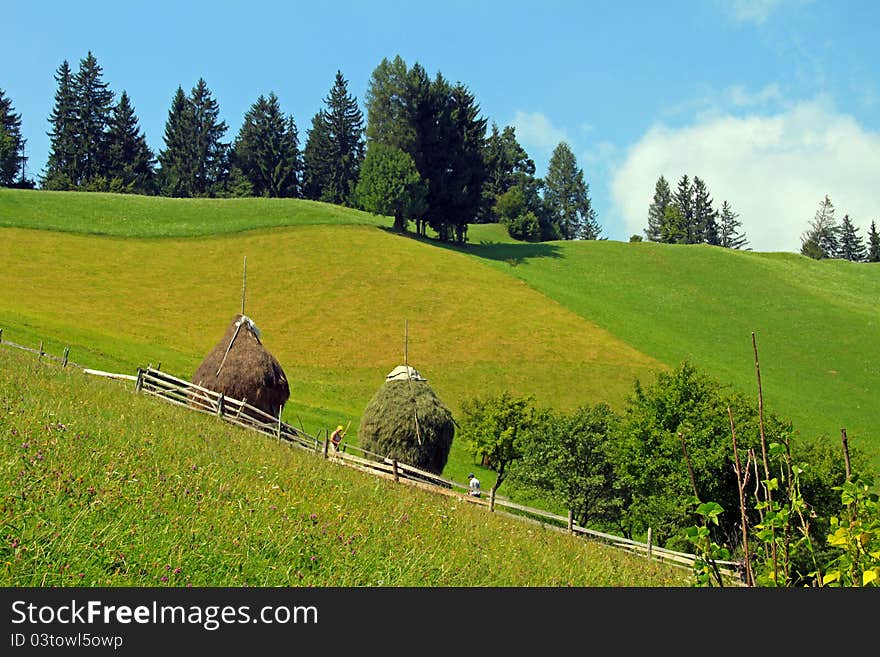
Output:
1 329 744 583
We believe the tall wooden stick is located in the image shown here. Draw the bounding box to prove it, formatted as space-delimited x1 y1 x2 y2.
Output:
404 319 422 444
840 428 852 481
751 331 777 586
241 256 247 316
729 406 754 586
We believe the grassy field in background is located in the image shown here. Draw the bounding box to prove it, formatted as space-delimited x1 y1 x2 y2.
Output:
0 203 663 486
461 226 880 466
1 188 877 474
0 347 690 586
0 188 385 237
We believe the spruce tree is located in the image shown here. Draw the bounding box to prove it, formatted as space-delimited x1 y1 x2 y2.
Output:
837 214 867 262
106 91 155 194
672 174 694 243
157 86 196 197
718 200 749 249
645 175 671 242
74 51 114 185
867 221 880 263
302 70 364 205
232 92 299 197
800 195 839 259
45 60 79 189
189 78 228 196
0 88 26 186
692 176 719 245
544 141 600 240
364 55 418 154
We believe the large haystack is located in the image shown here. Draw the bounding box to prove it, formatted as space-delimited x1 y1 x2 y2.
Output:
358 365 454 474
192 314 290 419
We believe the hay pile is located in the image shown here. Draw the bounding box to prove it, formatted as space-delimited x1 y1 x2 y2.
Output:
358 366 454 474
192 314 290 419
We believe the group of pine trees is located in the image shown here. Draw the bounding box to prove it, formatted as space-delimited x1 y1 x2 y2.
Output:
5 51 601 244
800 194 880 262
643 174 748 249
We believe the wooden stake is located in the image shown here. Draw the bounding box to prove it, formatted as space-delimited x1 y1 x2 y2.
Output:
647 527 653 560
729 405 754 586
841 428 852 481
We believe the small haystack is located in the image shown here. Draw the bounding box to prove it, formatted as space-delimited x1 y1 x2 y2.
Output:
358 365 454 474
192 314 290 419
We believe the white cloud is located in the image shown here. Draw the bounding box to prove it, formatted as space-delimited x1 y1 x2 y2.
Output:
723 0 808 25
610 99 880 253
727 83 782 107
509 111 569 156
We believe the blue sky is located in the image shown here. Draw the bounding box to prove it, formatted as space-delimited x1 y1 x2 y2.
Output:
4 0 878 252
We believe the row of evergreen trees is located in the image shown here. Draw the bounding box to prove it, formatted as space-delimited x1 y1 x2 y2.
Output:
643 174 749 249
19 51 600 243
800 194 880 262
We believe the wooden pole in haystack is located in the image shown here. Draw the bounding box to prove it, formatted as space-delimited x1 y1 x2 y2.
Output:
404 318 423 445
241 255 247 316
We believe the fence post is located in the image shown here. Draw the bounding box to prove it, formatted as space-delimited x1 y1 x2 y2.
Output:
392 459 399 482
38 341 44 360
322 435 329 458
216 393 224 417
0 328 3 343
135 368 144 392
276 413 282 440
61 347 70 368
647 527 653 561
489 487 496 512
567 509 574 534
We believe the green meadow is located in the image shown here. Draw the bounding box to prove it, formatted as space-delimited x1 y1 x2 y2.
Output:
1 187 878 480
0 347 688 586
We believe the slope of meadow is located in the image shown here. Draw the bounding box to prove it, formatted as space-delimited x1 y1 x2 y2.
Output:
0 347 688 586
1 188 877 472
460 229 880 466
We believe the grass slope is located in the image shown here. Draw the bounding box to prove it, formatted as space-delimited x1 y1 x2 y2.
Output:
0 347 689 586
459 232 880 465
0 193 663 485
1 189 877 471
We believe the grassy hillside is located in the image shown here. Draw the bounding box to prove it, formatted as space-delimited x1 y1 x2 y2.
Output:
458 232 880 465
0 347 689 586
0 190 664 486
1 188 877 472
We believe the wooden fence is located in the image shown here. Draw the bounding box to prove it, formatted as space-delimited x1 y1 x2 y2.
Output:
2 330 744 583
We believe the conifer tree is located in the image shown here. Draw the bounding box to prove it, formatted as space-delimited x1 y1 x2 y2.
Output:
106 91 155 194
45 60 79 189
837 214 867 262
718 200 749 249
800 195 839 259
672 174 694 243
189 78 228 196
157 86 196 197
302 71 364 205
232 92 299 197
0 88 26 186
74 51 114 185
645 175 671 242
480 123 536 223
544 141 600 240
867 221 880 263
692 176 719 245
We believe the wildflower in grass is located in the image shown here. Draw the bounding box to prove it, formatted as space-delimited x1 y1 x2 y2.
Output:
160 575 168 582
173 567 181 575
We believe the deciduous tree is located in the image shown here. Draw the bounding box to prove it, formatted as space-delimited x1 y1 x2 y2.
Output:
354 142 426 232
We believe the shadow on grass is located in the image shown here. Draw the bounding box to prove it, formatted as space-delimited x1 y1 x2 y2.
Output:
377 225 563 266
